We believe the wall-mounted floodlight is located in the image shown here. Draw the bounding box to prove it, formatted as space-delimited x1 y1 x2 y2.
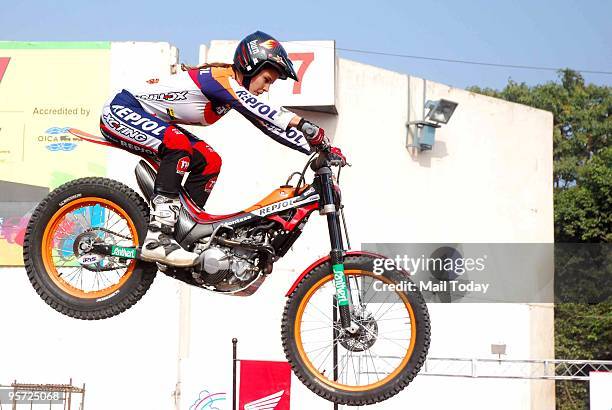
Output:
407 98 458 151
424 99 458 124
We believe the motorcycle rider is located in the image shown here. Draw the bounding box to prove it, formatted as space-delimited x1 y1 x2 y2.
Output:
100 31 343 267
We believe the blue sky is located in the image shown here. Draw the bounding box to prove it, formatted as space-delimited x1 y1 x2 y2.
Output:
2 0 610 89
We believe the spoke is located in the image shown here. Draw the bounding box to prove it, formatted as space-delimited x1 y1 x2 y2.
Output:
301 325 341 333
301 338 335 344
348 275 362 307
376 337 410 341
54 223 75 239
378 328 413 335
53 233 75 241
350 347 359 385
374 316 411 322
314 338 341 373
94 270 101 291
368 346 399 374
51 246 74 254
106 214 123 232
54 258 76 268
304 302 335 323
362 277 376 304
375 300 406 322
97 267 113 287
73 213 89 233
363 326 410 352
62 266 82 281
102 207 111 230
365 346 370 385
370 287 396 319
367 347 378 383
309 338 339 371
305 344 334 355
337 346 356 382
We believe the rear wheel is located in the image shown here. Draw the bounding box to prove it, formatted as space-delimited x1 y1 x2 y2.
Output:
23 177 157 319
282 255 430 405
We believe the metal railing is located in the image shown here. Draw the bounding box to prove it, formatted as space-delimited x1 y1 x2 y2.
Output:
420 357 612 380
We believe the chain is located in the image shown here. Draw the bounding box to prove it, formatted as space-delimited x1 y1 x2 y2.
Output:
85 227 133 240
82 261 131 272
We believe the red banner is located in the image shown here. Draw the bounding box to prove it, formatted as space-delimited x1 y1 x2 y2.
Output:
0 57 10 84
238 360 291 410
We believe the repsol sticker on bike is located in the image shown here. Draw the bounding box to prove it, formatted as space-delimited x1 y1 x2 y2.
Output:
251 194 319 217
333 264 350 306
59 193 82 207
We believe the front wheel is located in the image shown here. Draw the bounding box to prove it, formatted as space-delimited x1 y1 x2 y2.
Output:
23 177 157 320
282 255 430 405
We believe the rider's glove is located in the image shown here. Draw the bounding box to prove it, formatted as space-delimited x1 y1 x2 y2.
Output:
297 119 329 149
329 146 347 166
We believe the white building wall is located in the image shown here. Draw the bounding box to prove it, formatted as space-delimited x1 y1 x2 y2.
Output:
0 40 554 410
179 45 554 410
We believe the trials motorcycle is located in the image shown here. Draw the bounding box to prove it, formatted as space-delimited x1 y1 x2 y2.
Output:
23 126 430 405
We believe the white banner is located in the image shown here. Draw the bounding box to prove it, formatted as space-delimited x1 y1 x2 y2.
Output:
590 372 612 410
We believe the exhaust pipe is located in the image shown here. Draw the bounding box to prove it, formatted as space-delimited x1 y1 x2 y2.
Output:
134 160 157 202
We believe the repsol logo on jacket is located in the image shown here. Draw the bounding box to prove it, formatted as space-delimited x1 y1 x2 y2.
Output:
264 122 306 145
110 105 166 137
103 113 148 142
235 90 279 121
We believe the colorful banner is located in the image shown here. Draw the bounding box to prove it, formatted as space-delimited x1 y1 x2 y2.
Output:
238 360 291 410
0 42 110 265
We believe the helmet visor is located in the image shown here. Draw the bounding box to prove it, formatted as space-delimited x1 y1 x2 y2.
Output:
271 48 298 81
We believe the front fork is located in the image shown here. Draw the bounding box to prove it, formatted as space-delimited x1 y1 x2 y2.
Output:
317 168 357 332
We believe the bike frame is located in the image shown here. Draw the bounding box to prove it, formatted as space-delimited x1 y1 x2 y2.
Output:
69 128 356 329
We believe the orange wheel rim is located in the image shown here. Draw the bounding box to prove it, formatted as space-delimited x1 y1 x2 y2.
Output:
294 270 417 391
41 197 138 299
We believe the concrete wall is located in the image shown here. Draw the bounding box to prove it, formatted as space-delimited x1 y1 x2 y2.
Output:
176 44 554 409
0 40 554 410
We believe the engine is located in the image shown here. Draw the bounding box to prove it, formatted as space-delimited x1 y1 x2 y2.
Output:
192 223 277 293
199 246 259 283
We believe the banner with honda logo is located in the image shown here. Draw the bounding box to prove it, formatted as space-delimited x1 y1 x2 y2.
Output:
238 360 291 410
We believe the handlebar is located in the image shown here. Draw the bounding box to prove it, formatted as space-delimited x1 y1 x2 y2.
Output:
310 146 348 171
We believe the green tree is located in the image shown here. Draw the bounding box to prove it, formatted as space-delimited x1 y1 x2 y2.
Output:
469 70 611 410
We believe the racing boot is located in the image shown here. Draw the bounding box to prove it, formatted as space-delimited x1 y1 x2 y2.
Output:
140 194 198 267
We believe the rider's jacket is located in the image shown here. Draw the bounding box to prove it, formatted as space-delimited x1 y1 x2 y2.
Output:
125 66 310 154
